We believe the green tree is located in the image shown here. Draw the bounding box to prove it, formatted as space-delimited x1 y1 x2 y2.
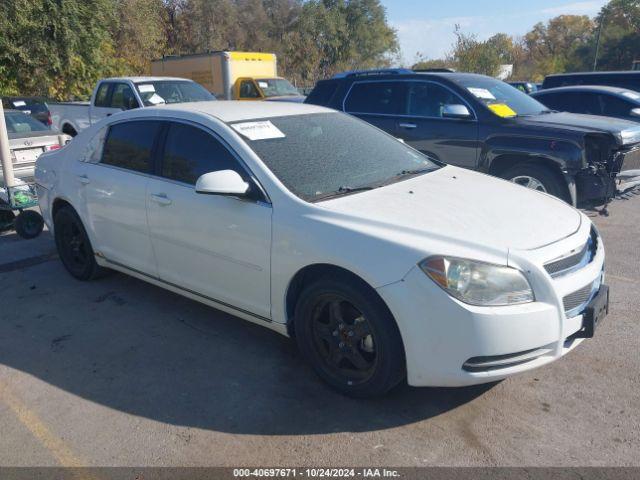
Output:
0 0 118 99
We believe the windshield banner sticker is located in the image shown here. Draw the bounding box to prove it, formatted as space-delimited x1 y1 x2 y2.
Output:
467 87 496 100
138 84 156 93
232 121 285 140
488 103 517 118
146 93 166 104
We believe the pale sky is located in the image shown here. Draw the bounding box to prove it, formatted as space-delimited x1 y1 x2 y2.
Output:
381 0 609 65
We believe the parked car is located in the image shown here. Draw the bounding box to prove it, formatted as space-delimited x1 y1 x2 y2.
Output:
542 71 640 92
508 81 538 94
50 76 215 136
532 86 640 122
2 97 52 126
1 110 67 184
305 69 640 206
152 51 305 102
36 101 608 397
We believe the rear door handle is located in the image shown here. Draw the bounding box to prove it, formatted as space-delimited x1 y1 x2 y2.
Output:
398 122 417 129
150 193 172 206
77 174 90 185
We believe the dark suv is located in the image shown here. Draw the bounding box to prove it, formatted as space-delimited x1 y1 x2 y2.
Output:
306 69 640 205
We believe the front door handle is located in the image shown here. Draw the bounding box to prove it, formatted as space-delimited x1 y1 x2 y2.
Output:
398 122 417 129
150 193 172 206
77 174 90 185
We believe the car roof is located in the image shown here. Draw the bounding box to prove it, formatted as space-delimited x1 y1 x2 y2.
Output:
535 85 638 95
145 100 335 123
329 70 489 83
102 76 193 83
546 70 640 77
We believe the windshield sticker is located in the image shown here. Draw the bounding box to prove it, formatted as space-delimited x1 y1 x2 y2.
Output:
623 91 640 100
231 121 285 140
258 81 269 88
12 100 27 107
488 103 517 118
147 93 166 104
138 84 155 93
468 87 496 100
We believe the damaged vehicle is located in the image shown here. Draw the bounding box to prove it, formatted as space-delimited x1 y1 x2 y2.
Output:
305 70 640 206
36 102 608 397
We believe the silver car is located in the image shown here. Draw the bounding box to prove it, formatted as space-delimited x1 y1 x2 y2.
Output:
2 110 66 184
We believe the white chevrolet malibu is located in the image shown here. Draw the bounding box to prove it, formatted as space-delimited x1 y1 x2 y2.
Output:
35 102 608 397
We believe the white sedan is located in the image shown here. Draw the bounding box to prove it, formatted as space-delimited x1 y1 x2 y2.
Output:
35 101 608 397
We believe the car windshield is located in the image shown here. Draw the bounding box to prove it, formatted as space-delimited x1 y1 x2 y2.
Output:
135 81 215 106
233 112 440 202
256 78 300 97
4 111 51 138
456 77 549 117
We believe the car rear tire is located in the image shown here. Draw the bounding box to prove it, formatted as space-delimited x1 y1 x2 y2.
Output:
54 206 107 280
294 274 406 397
501 163 570 203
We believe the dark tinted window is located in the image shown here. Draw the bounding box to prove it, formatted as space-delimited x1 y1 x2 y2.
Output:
538 92 599 114
102 121 161 173
161 123 241 184
94 83 111 107
110 83 138 110
305 80 339 106
4 98 48 114
600 95 635 117
344 81 406 115
407 82 466 117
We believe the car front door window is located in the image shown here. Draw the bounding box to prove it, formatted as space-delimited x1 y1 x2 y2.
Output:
161 122 245 184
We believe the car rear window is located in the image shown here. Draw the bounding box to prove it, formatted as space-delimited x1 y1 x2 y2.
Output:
4 111 51 138
305 80 339 106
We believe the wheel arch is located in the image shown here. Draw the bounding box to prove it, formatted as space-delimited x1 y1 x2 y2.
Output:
284 263 393 337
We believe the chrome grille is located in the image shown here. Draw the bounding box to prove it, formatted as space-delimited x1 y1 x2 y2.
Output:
563 282 594 314
544 227 598 278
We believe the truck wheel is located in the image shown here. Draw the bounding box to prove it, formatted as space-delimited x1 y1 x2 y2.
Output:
501 164 570 203
294 274 406 397
14 210 44 239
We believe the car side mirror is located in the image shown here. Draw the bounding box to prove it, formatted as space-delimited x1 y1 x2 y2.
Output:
443 104 472 119
630 108 640 118
195 170 250 197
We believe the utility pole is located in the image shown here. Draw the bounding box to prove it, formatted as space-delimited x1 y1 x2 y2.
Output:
593 13 605 71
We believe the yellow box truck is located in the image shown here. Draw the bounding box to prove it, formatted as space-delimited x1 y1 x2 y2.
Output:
151 51 304 102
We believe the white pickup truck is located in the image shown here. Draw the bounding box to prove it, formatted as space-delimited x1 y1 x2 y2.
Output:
50 76 215 136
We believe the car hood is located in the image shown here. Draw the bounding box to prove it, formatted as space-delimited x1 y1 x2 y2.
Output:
318 166 582 252
517 112 640 145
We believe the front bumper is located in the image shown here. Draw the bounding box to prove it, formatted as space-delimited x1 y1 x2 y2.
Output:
377 219 605 387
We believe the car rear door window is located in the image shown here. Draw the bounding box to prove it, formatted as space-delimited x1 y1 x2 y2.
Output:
161 122 243 185
407 82 467 117
101 121 161 174
344 81 406 115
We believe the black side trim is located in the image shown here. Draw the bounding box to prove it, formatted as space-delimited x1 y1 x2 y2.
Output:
100 256 272 323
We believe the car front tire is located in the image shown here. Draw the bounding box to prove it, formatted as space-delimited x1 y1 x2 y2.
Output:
54 206 107 280
294 274 406 397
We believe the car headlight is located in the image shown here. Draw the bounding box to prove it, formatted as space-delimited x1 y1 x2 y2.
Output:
419 256 534 306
